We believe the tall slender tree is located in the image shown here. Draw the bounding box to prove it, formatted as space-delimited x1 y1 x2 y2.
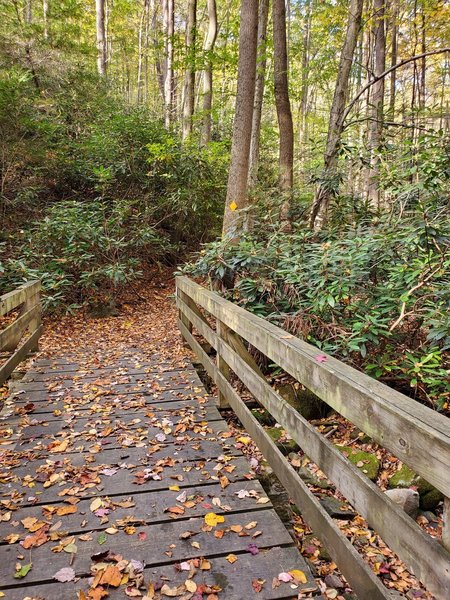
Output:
163 0 174 127
367 0 386 208
309 0 364 229
182 0 197 140
95 0 107 77
201 0 218 145
248 0 269 188
273 0 294 231
222 0 259 240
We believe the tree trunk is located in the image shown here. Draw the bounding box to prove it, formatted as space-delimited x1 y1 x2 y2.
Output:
367 0 386 209
96 0 107 77
24 0 32 23
182 0 197 140
273 0 294 231
222 0 259 240
201 0 218 145
389 0 398 115
43 0 48 38
163 0 174 128
298 0 312 162
309 0 364 230
248 0 269 188
137 0 149 103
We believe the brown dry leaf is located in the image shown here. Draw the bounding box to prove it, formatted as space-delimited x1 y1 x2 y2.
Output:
99 565 122 587
229 525 242 533
245 521 257 530
21 526 49 549
226 553 238 564
56 504 78 516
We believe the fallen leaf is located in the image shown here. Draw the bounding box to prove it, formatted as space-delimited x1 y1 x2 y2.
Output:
54 567 76 582
204 512 225 527
14 563 32 579
226 553 238 564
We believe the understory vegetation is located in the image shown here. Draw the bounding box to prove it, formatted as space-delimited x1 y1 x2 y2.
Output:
185 200 450 412
0 63 227 308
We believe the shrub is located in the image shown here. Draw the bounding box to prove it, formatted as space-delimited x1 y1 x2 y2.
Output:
184 211 450 411
3 200 172 311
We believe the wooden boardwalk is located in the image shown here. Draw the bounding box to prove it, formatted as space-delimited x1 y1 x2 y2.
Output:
0 351 317 599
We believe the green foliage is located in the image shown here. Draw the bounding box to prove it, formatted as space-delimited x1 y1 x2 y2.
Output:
3 200 171 311
185 211 450 411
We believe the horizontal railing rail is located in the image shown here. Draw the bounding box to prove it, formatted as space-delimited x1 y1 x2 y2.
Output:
0 280 42 385
176 275 450 600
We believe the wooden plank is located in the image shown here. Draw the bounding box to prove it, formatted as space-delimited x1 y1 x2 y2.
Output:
217 336 450 598
0 480 271 542
22 361 189 381
0 509 293 586
0 280 40 317
176 276 450 497
4 453 251 507
0 326 42 386
207 365 394 599
0 545 315 599
14 369 203 393
216 320 231 408
12 417 232 453
0 305 40 352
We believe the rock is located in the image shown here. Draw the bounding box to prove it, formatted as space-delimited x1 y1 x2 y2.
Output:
384 488 419 518
275 383 330 420
303 534 331 561
420 488 444 511
297 467 332 490
251 408 274 426
318 495 357 520
388 465 434 495
419 510 438 522
324 574 344 589
337 446 380 481
266 426 300 455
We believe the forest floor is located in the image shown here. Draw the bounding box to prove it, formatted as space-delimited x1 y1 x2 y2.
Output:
0 270 442 599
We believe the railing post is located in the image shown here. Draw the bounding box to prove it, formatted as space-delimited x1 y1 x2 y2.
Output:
176 284 192 347
25 284 41 352
443 498 450 552
216 319 231 408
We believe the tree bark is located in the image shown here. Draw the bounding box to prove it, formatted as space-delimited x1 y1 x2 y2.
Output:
273 0 294 231
389 0 398 115
222 0 259 240
182 0 197 140
163 0 174 128
43 0 48 38
367 0 386 209
95 0 107 77
309 0 364 230
201 0 218 145
248 0 269 187
137 0 150 103
298 0 312 161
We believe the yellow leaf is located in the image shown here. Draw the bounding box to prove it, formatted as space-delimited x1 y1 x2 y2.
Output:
185 580 197 593
229 201 238 211
226 553 238 564
90 497 103 512
237 436 251 445
289 569 307 584
169 486 180 491
204 512 225 527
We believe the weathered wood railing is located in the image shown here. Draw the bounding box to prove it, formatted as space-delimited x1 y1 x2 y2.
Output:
176 276 450 600
0 281 41 385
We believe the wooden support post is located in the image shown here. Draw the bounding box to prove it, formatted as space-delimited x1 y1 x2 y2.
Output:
176 287 192 347
25 291 41 352
216 319 231 408
443 497 450 552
